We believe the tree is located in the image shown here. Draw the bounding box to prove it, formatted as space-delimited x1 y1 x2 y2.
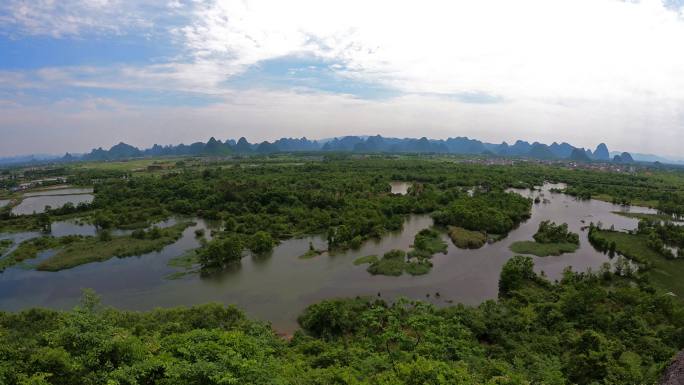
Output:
249 231 274 254
37 213 51 233
98 229 112 241
499 255 536 298
198 236 243 270
93 212 114 229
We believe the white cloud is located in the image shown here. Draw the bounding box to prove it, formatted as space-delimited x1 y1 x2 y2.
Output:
176 0 684 100
0 0 173 37
1 89 683 158
2 0 684 157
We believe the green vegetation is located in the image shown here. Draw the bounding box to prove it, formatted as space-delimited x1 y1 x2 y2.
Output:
0 259 681 384
353 254 379 265
196 235 243 273
432 191 532 234
249 230 275 254
589 224 684 298
167 249 200 269
448 226 487 249
411 228 448 255
40 222 192 271
367 249 410 276
0 235 82 271
298 248 326 260
612 211 674 221
366 229 447 276
533 220 580 244
0 238 11 255
2 223 192 272
510 221 580 257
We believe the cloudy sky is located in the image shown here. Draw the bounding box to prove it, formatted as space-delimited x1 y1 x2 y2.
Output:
1 0 684 157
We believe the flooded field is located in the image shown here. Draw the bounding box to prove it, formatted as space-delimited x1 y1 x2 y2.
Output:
11 187 94 215
0 184 661 332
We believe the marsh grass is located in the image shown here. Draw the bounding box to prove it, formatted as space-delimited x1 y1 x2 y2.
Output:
448 227 486 249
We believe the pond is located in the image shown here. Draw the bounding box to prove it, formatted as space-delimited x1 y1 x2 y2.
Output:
0 183 661 333
11 188 94 215
390 181 411 195
23 187 93 197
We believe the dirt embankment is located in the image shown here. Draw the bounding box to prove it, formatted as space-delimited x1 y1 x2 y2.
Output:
660 351 684 385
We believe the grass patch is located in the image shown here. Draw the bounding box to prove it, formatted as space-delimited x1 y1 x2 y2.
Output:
404 260 432 275
0 239 12 255
1 236 83 271
611 211 674 221
299 248 326 260
165 248 202 280
72 158 186 172
593 194 659 209
591 230 684 298
413 228 448 254
4 222 193 272
0 212 89 233
367 250 406 276
591 230 661 266
448 227 486 249
508 221 580 257
509 241 579 257
365 229 445 276
353 255 378 265
167 249 200 269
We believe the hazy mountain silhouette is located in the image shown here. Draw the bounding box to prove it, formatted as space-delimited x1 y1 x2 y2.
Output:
52 134 644 165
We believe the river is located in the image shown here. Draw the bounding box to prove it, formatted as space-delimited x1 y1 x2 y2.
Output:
0 183 660 332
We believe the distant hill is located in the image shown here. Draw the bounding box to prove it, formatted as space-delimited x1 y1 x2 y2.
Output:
6 134 675 167
60 135 641 164
594 143 610 161
570 148 592 162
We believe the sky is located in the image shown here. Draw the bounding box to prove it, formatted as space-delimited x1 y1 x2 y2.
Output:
1 0 684 157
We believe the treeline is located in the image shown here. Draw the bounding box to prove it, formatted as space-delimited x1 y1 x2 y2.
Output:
533 220 579 245
432 191 532 234
1 257 682 384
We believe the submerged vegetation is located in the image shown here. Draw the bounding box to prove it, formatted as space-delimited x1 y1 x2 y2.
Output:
0 238 11 255
353 254 379 265
3 222 192 271
366 229 447 276
0 257 682 384
510 221 580 257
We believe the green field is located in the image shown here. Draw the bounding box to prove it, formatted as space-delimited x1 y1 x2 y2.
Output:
594 230 684 298
353 254 378 265
71 157 187 172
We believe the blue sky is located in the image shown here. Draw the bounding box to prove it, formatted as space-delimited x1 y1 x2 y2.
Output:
1 0 684 157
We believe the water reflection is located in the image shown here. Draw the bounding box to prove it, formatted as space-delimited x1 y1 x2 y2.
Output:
12 194 94 215
23 188 93 197
390 181 411 195
0 184 663 333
